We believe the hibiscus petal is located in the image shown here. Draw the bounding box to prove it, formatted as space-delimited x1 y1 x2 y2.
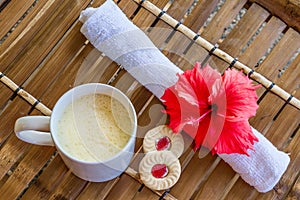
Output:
201 114 226 152
175 74 199 106
162 87 184 132
212 120 259 155
192 63 222 105
162 84 199 133
222 69 259 119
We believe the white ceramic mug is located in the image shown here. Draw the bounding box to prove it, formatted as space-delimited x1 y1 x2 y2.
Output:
14 83 137 182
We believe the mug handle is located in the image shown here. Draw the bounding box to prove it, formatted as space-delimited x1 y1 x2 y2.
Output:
14 116 55 146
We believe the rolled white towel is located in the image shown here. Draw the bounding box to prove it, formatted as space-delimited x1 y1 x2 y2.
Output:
79 0 290 193
80 2 182 98
219 128 290 192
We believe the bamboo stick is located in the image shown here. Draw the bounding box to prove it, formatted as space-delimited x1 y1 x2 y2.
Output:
0 72 52 116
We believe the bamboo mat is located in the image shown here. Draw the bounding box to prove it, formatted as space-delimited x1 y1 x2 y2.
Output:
0 0 299 199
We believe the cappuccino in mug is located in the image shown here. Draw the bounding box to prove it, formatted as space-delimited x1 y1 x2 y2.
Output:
57 94 133 162
15 83 137 182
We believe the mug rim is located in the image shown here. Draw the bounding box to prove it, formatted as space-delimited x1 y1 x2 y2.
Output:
50 83 137 164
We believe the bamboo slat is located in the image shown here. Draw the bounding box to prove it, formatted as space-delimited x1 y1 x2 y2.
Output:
287 177 300 200
125 166 177 200
162 0 194 21
200 0 248 43
128 0 298 199
0 25 91 176
276 54 300 94
20 155 68 200
25 23 87 97
192 161 236 200
249 39 300 132
255 28 300 84
250 0 300 32
238 16 286 68
77 179 120 200
0 132 31 179
224 104 300 199
170 153 217 199
118 0 139 18
265 54 300 143
267 103 300 149
0 145 54 199
176 0 246 54
0 0 61 69
178 147 195 171
224 178 257 200
132 187 161 200
208 3 270 72
0 0 91 108
105 174 142 199
163 0 220 70
0 0 36 39
132 0 170 28
184 0 220 33
103 86 175 199
0 74 50 115
48 172 87 200
176 0 248 69
146 0 194 50
250 92 285 132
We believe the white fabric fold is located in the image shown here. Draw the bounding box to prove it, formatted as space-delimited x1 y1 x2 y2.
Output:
79 0 290 193
80 3 182 98
219 128 290 192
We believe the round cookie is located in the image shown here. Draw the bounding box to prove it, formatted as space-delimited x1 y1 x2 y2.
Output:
139 151 181 191
143 125 184 158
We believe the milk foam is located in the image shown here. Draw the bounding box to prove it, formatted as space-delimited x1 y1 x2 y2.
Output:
57 94 133 162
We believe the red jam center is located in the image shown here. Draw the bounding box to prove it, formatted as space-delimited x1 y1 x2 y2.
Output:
151 164 168 178
155 136 171 151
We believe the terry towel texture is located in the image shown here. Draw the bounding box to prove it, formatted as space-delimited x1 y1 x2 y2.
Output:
79 0 290 193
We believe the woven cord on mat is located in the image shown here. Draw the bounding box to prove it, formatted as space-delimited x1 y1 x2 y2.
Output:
0 72 52 116
130 0 300 110
0 74 177 200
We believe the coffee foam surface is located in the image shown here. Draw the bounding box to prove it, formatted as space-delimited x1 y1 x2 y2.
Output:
57 94 133 162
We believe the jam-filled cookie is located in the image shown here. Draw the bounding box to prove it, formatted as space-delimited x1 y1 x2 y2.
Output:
143 125 184 158
139 151 181 191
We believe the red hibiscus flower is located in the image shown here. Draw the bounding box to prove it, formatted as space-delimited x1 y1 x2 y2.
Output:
161 63 259 155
